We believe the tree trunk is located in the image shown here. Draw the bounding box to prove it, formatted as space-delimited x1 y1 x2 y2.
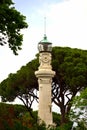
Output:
60 105 69 125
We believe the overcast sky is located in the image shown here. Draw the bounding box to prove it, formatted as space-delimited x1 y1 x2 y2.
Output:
0 0 87 112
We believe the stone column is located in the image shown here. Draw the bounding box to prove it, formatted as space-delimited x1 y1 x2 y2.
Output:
35 52 55 126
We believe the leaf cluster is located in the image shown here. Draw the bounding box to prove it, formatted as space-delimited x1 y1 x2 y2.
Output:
52 47 87 92
73 88 87 108
0 58 39 103
70 87 87 126
0 0 28 54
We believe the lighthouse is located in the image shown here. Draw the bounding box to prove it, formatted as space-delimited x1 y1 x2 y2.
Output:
35 33 55 126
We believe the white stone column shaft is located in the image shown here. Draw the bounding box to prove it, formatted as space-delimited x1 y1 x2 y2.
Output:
35 52 55 126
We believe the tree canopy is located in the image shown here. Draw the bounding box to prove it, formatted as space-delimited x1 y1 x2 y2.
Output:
52 47 87 124
0 59 39 111
0 0 28 55
0 46 87 125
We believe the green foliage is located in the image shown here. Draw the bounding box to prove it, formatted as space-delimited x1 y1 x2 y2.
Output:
53 112 61 127
52 47 87 124
70 88 87 127
0 103 63 130
0 103 30 130
73 88 87 108
13 120 30 130
0 0 28 55
32 122 46 130
0 58 39 103
52 47 87 90
55 121 73 130
73 121 87 130
0 47 87 125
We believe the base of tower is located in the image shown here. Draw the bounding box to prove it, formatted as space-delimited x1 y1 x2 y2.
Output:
38 117 56 129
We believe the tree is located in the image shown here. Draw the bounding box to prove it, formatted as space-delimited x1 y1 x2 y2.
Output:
0 59 39 117
0 103 34 130
0 0 28 55
0 47 87 125
73 87 87 109
51 47 87 124
70 88 87 128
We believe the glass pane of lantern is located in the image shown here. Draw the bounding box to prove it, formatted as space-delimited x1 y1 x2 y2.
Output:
48 44 52 52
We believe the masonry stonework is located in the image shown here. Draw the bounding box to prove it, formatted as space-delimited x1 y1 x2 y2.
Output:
35 52 55 126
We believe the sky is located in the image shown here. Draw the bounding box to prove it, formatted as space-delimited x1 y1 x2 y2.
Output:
0 0 87 112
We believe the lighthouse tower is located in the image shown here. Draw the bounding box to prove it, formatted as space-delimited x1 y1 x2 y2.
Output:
35 34 55 126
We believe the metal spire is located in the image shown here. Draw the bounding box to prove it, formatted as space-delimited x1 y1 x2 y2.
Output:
44 17 47 40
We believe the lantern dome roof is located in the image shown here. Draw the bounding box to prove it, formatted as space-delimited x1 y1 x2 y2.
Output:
38 34 52 52
39 34 52 45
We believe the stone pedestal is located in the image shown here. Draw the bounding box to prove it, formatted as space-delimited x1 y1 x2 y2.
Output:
35 52 55 126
